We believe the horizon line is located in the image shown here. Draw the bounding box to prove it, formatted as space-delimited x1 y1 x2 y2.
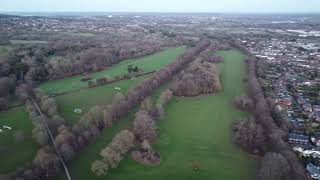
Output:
1 11 320 14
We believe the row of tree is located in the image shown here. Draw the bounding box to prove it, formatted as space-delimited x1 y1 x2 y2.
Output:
88 75 114 88
199 44 224 63
92 89 173 176
14 39 210 180
5 41 163 83
171 61 221 97
232 55 308 180
23 88 66 146
0 38 169 107
131 89 173 166
0 76 16 110
92 130 135 176
73 39 210 136
12 86 81 179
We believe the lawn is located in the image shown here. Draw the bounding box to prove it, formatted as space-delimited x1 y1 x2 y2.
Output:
0 46 11 59
60 32 96 37
39 46 186 94
0 107 39 174
56 75 149 124
55 50 256 180
10 40 49 44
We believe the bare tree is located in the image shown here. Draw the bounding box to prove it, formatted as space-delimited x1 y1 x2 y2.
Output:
232 117 266 154
91 160 109 176
133 110 156 142
258 152 291 180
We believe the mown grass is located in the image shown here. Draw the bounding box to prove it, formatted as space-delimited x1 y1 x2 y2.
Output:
56 75 149 124
10 40 49 44
56 50 255 180
60 32 96 37
0 46 11 60
39 47 186 94
0 107 39 174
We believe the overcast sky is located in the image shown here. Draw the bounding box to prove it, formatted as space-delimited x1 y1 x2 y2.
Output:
1 0 320 13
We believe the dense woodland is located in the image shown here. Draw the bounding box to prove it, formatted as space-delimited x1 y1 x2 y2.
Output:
169 43 222 97
171 60 221 97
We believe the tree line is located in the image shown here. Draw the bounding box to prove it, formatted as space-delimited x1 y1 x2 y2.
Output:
131 90 173 167
13 39 210 180
231 54 308 180
91 130 135 176
0 37 174 111
91 89 173 176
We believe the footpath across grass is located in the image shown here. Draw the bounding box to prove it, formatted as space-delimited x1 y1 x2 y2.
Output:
40 47 186 94
56 50 256 180
0 107 38 174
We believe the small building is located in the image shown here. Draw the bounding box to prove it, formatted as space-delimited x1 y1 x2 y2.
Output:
314 105 320 112
304 103 313 112
288 133 309 146
276 98 292 107
312 134 320 147
74 109 82 114
290 120 301 129
312 112 320 122
297 97 307 105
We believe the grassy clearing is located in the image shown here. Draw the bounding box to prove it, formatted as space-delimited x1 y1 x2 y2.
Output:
56 50 255 180
60 32 96 37
10 40 49 44
39 47 186 94
56 75 149 124
0 46 12 61
0 107 38 174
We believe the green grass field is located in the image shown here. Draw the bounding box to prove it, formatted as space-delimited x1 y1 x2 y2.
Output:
0 107 38 174
56 75 149 124
0 46 11 60
60 32 96 37
56 50 255 180
39 47 186 94
10 40 49 44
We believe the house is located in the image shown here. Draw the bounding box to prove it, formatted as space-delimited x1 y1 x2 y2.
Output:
291 120 301 129
276 97 292 107
314 105 320 112
288 133 309 145
297 97 307 105
304 103 313 112
307 163 320 180
297 118 306 123
312 111 320 122
312 134 320 147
